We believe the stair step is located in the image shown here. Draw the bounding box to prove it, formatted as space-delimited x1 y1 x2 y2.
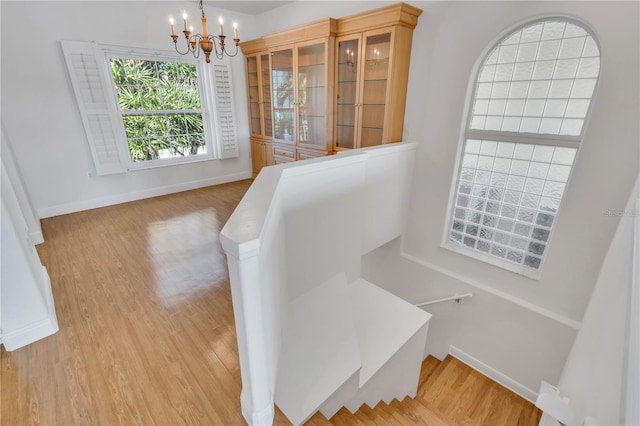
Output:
275 273 361 426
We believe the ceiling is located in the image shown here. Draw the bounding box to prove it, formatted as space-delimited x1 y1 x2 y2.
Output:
207 1 293 15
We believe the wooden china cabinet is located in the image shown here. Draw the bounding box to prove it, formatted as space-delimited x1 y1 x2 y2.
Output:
240 3 422 173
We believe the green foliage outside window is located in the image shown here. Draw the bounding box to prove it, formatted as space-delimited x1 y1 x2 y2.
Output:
110 58 206 162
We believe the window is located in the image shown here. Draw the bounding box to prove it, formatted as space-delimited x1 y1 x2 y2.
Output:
61 41 238 175
445 18 600 278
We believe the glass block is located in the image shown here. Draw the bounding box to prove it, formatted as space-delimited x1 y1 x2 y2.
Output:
476 82 493 98
479 65 497 82
576 57 600 78
547 164 571 182
536 212 555 227
516 42 538 62
480 140 498 156
475 170 491 185
473 100 489 115
528 80 551 98
482 215 497 228
491 245 507 258
532 60 554 80
470 116 486 129
450 232 463 243
480 227 494 240
496 142 516 158
454 208 466 219
490 172 507 188
493 157 512 174
463 236 476 248
477 240 491 253
472 184 488 197
459 182 472 195
495 232 510 245
507 250 524 264
537 40 561 60
563 23 587 38
461 168 475 182
467 211 482 224
543 100 568 118
548 80 573 99
505 99 525 116
543 181 566 198
488 188 504 201
514 223 531 237
532 145 554 162
510 79 530 98
466 139 482 153
570 79 596 98
477 155 495 171
511 236 528 250
583 37 599 57
558 37 586 59
498 45 518 64
524 178 544 195
495 64 515 82
532 227 550 242
471 197 485 211
528 162 549 179
541 21 566 41
485 116 503 131
539 118 562 134
514 144 534 160
524 99 545 117
453 220 464 231
565 99 590 118
552 147 576 165
554 58 579 79
506 175 526 191
539 197 560 213
456 195 469 207
560 119 584 136
488 99 507 115
528 241 546 255
521 193 540 209
524 255 541 269
466 224 479 236
503 31 522 45
485 48 499 65
500 204 517 218
509 160 529 177
521 23 543 43
517 208 535 223
504 190 522 205
486 201 500 215
520 117 541 133
462 154 479 168
497 218 514 232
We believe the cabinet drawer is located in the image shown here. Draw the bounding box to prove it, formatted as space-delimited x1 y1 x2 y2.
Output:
273 145 296 159
297 150 327 161
273 155 295 165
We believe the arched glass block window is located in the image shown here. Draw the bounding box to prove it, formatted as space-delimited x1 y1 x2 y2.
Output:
445 18 600 278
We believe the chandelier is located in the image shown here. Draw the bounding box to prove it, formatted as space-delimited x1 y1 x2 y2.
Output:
169 0 240 63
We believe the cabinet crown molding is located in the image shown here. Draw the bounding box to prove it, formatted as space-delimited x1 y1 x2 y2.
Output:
262 18 338 47
337 2 422 35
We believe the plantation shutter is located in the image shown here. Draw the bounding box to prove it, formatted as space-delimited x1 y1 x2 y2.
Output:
61 40 127 175
212 60 239 159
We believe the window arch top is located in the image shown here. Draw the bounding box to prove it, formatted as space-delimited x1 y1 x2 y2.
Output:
469 19 600 137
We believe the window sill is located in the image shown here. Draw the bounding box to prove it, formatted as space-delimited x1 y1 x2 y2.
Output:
127 154 217 172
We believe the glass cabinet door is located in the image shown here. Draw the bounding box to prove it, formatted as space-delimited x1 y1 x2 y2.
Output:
296 42 326 147
271 48 295 143
360 31 391 147
260 53 273 138
246 56 261 136
335 37 360 150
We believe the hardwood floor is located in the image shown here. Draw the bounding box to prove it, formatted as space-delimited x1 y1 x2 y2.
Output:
1 180 541 425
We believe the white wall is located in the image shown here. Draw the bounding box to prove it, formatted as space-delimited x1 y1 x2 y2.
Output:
0 1 260 218
252 0 640 399
556 176 639 425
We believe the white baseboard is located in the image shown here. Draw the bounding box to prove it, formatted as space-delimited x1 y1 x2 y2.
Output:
30 229 44 245
1 267 59 351
449 345 538 403
37 171 252 218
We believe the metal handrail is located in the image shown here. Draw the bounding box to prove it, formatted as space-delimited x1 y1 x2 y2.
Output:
415 293 473 308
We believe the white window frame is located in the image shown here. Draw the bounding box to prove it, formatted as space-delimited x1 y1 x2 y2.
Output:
61 41 239 176
442 16 601 280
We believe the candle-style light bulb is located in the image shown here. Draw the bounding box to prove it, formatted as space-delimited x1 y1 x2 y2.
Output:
169 17 176 36
233 21 238 39
182 11 188 31
218 16 224 35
